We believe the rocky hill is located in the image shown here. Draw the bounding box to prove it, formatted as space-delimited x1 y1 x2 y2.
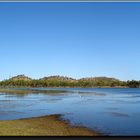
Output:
0 75 128 87
79 77 120 82
9 75 32 81
40 75 76 81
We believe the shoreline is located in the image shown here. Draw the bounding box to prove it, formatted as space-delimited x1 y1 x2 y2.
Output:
0 87 129 94
0 114 101 136
0 87 135 95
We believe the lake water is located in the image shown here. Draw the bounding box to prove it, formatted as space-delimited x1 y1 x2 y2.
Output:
0 88 140 136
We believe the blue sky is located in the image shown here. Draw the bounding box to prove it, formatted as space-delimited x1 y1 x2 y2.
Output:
0 2 140 81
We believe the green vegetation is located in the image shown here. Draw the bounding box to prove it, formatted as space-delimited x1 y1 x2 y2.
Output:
126 80 140 88
0 114 99 136
0 75 139 88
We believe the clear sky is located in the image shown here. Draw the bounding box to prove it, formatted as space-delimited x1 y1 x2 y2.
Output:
0 2 140 81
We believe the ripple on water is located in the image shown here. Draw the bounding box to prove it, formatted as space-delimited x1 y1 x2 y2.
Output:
0 110 8 115
106 112 130 118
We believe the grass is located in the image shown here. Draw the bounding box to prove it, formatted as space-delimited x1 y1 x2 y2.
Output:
0 114 100 136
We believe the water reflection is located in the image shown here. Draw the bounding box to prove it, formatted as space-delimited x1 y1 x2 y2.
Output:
77 92 106 96
105 112 130 117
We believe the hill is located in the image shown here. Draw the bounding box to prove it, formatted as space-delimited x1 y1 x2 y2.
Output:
9 75 32 81
78 77 124 87
79 77 120 82
0 75 129 87
40 75 76 81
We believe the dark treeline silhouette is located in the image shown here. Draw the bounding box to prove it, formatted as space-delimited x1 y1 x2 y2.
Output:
126 80 140 88
0 75 139 88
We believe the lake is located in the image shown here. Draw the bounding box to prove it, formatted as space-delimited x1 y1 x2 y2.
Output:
0 88 140 136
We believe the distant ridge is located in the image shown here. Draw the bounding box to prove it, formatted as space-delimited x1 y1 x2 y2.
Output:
9 75 32 81
40 75 76 81
79 77 120 82
0 74 139 88
6 75 120 82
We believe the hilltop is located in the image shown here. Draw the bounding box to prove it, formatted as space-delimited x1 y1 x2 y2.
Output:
0 74 139 88
79 77 120 82
40 75 76 81
9 75 32 81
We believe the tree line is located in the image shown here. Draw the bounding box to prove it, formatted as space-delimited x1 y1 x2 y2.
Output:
0 78 139 88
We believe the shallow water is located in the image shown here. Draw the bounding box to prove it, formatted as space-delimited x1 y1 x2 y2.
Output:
0 88 140 136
